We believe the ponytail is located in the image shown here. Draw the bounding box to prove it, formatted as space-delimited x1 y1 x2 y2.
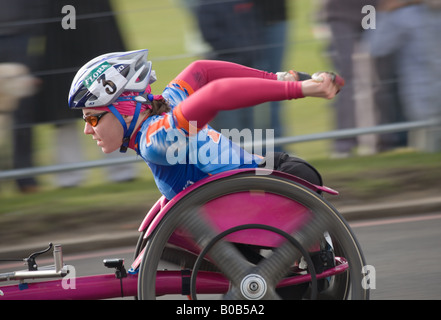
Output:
150 97 171 115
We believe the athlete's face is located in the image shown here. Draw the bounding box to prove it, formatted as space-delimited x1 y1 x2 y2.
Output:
83 109 124 153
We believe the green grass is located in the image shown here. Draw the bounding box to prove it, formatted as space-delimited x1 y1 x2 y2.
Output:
0 176 161 216
313 150 441 199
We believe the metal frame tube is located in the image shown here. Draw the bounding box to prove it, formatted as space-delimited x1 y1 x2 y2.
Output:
0 274 138 300
0 260 348 299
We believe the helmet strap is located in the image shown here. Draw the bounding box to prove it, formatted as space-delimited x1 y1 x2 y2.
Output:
107 101 142 153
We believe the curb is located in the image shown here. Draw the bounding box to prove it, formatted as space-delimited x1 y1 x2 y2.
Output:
338 196 441 221
2 197 441 259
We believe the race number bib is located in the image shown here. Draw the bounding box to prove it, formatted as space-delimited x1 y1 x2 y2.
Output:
83 62 128 105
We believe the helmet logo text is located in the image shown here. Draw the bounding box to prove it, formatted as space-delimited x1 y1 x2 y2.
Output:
83 62 112 88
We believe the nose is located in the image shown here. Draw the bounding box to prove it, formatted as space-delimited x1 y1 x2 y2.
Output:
84 121 94 135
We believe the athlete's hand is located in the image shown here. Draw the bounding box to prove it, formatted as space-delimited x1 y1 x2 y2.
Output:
276 70 298 82
277 70 313 82
301 72 344 99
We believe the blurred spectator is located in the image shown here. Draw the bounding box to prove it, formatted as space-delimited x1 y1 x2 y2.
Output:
195 0 260 132
420 0 441 151
253 0 288 152
194 0 288 153
0 1 45 193
38 0 135 187
370 54 408 152
21 0 135 188
365 0 441 151
2 1 136 192
320 0 378 157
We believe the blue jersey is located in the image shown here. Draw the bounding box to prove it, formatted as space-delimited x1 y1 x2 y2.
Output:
135 81 262 200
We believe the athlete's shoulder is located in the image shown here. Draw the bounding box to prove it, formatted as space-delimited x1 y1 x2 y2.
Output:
167 79 195 96
162 78 195 108
138 113 185 165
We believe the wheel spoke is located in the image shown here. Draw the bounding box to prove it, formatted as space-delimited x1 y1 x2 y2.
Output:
256 241 302 287
256 213 327 287
178 207 252 286
207 240 253 286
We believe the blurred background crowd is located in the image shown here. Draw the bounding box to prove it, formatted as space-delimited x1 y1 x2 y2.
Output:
0 0 440 194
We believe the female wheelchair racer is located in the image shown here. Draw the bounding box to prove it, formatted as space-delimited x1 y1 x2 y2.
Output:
66 50 368 300
68 49 342 201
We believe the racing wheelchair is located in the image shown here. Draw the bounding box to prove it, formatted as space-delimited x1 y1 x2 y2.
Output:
0 168 368 300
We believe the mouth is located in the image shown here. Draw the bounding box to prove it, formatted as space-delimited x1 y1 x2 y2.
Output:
93 137 103 146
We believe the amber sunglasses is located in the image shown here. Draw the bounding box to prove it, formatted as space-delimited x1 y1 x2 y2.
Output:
83 111 109 127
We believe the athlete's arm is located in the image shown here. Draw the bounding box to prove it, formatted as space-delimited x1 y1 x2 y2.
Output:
172 60 278 93
173 77 302 132
173 73 342 132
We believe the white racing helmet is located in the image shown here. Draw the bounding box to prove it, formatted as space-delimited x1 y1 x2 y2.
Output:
68 49 156 109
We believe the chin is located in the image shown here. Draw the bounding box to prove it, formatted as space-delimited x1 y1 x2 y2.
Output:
102 145 120 154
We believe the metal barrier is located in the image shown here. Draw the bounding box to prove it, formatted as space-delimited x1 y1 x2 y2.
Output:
1 118 439 181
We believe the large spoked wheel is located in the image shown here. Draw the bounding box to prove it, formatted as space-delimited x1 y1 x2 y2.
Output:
137 172 368 300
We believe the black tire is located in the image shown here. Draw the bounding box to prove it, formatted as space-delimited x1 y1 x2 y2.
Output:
137 172 368 300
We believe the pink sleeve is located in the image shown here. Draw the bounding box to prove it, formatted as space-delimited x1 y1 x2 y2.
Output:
173 60 278 91
173 77 304 131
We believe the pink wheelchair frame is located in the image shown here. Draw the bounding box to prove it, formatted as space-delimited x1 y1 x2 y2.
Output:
0 169 368 300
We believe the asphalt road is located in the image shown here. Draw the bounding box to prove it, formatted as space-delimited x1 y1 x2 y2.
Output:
351 212 441 300
1 212 441 300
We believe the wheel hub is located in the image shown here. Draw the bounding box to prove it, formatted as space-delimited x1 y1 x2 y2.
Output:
240 274 267 300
